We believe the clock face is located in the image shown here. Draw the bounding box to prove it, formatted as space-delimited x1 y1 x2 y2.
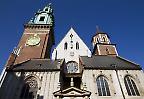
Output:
26 34 40 46
67 61 78 73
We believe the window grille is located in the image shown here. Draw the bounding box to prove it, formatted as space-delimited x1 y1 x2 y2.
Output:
124 76 140 96
96 76 111 96
20 77 38 99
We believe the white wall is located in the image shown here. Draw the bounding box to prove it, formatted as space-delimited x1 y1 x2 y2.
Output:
52 28 91 63
82 70 144 99
0 69 144 99
118 70 144 99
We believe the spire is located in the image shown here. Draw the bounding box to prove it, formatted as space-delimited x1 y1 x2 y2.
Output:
43 3 53 13
91 26 111 48
95 25 104 34
91 27 118 56
96 25 101 33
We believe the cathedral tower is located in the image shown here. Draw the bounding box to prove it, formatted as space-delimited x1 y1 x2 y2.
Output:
92 27 118 56
8 3 55 65
0 4 61 99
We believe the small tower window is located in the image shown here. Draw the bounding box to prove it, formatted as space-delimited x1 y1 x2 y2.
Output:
106 48 109 55
64 42 68 50
103 37 106 42
39 16 45 21
45 8 48 11
76 42 79 50
97 38 100 43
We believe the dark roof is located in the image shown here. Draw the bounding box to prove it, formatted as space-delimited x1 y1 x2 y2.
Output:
81 55 141 70
8 59 62 71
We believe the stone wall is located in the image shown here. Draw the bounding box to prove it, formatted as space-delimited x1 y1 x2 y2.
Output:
0 70 144 99
0 71 60 99
82 70 144 99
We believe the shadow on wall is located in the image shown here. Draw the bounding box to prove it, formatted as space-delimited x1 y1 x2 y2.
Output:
37 95 44 99
0 71 44 99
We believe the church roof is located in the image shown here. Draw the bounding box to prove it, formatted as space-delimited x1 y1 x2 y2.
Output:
9 59 62 71
8 55 141 71
81 56 141 70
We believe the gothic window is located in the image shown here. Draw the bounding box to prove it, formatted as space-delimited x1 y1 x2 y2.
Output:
96 76 111 96
20 77 38 99
124 76 140 96
76 42 79 50
64 42 68 50
39 16 45 21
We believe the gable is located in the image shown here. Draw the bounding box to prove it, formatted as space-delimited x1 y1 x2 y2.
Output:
52 28 91 63
53 87 91 97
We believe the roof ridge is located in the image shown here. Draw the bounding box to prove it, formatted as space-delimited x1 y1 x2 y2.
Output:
116 56 140 66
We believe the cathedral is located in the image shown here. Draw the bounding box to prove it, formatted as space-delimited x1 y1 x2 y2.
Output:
0 3 144 99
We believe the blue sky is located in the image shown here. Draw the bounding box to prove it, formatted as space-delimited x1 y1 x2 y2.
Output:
0 0 144 72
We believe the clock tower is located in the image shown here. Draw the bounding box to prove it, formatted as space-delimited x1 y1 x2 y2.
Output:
10 4 55 65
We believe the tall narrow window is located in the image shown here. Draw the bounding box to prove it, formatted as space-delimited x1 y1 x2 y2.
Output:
106 48 109 55
97 38 100 43
64 42 68 50
96 76 110 96
20 77 38 99
124 76 140 96
76 42 79 50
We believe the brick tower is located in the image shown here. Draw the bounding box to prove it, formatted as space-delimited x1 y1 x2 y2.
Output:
7 3 55 66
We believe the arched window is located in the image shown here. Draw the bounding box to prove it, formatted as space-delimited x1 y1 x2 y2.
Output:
39 16 45 21
103 37 106 42
124 76 140 96
20 77 38 99
64 42 68 50
76 42 79 50
96 76 111 96
45 8 48 11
